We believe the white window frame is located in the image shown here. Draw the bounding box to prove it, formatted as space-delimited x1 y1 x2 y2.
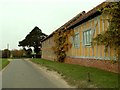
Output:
73 33 80 48
83 29 92 46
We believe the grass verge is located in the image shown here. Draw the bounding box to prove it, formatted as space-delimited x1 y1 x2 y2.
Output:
31 58 119 88
0 58 10 70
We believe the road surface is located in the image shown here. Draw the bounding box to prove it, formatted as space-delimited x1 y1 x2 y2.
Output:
2 59 70 88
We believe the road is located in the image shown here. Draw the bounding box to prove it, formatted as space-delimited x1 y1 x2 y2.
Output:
2 59 70 88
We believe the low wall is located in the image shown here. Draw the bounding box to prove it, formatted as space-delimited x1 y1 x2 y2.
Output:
64 57 119 73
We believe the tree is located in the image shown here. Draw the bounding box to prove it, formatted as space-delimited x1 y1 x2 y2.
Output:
23 48 32 58
18 26 48 57
2 49 11 58
94 2 120 60
0 50 2 58
11 49 24 58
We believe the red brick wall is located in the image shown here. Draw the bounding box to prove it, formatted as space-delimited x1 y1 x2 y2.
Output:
64 57 119 73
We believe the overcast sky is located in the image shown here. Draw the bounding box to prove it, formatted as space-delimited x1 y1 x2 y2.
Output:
0 0 105 50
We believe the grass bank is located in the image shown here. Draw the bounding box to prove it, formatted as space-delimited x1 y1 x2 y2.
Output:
0 58 10 70
31 58 119 88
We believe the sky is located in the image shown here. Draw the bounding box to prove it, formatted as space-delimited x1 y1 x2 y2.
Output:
0 0 106 50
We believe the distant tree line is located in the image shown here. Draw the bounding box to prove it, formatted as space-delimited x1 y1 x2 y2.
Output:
0 49 25 58
1 49 11 58
11 49 25 58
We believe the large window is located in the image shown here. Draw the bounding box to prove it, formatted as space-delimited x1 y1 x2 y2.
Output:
83 29 92 46
73 33 80 48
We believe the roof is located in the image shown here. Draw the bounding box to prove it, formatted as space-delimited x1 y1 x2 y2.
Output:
42 2 108 42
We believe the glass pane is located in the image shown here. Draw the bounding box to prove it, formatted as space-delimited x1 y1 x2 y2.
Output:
83 32 86 45
85 32 87 45
88 30 90 45
87 31 89 45
89 30 92 43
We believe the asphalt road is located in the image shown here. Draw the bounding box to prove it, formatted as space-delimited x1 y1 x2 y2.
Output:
2 59 69 88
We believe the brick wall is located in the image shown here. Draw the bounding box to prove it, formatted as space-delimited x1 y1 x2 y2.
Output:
64 57 119 73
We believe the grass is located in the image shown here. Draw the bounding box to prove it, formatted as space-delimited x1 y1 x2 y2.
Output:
31 58 119 88
0 58 10 70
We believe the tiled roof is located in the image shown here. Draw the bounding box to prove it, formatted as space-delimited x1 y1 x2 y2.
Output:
42 2 108 42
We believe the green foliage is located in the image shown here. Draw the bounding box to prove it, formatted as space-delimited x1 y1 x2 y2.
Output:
31 58 119 88
2 59 10 69
18 26 48 56
94 2 120 55
11 49 24 58
53 30 72 62
2 49 11 58
23 48 32 58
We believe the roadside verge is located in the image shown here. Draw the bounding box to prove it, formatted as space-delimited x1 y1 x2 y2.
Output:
30 58 119 88
25 59 73 88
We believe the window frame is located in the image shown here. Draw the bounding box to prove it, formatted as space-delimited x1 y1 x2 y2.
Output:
83 29 92 46
72 32 80 48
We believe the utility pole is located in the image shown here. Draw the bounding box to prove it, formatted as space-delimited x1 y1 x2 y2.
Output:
7 43 9 58
7 43 9 50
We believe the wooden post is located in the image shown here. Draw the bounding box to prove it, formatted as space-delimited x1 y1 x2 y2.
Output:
118 46 120 73
118 46 120 89
87 72 91 82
